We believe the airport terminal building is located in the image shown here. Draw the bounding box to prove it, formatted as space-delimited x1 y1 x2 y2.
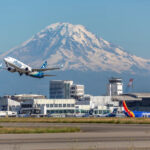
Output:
1 79 150 117
0 94 118 117
19 96 115 117
1 92 150 117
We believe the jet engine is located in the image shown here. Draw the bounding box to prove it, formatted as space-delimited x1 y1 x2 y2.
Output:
25 67 29 72
7 67 16 72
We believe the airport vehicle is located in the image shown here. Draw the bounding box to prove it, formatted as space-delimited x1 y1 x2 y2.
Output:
3 57 60 78
123 100 150 118
0 111 17 117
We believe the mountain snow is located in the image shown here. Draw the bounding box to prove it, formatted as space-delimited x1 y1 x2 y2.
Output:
1 22 150 73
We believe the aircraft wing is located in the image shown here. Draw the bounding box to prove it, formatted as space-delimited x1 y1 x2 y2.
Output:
0 64 7 70
32 67 60 72
1 67 7 70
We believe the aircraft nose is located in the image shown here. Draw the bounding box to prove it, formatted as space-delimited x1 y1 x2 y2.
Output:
3 58 7 62
4 57 10 61
3 57 10 63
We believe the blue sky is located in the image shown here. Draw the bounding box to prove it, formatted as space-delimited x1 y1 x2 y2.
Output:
0 0 150 58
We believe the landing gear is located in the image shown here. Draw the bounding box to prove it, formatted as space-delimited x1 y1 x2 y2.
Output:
19 72 23 76
5 62 8 67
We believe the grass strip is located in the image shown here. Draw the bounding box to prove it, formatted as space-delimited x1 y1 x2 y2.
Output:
1 117 150 124
0 126 80 134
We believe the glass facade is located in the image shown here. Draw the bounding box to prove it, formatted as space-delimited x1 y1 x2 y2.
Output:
125 98 150 112
47 109 75 114
50 81 73 98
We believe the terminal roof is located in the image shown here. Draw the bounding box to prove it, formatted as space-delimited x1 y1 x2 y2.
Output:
112 93 150 101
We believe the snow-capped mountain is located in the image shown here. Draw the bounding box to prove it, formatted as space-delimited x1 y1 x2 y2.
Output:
1 22 150 73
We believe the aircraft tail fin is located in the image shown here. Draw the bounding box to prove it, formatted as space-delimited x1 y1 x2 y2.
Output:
123 101 135 117
112 108 118 114
41 61 47 69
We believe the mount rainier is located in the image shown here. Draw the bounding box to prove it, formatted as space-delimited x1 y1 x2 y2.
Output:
1 22 150 74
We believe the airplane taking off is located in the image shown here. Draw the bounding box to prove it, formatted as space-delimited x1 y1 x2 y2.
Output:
123 100 150 118
3 57 61 78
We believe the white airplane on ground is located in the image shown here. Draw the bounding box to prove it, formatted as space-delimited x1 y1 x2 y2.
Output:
2 57 61 78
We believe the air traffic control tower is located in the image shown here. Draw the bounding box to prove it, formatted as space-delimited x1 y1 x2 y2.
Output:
107 78 123 96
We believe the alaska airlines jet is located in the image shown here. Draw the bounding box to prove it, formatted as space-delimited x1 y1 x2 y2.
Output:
3 57 61 78
123 101 150 118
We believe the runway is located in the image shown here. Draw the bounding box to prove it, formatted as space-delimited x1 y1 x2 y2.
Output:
0 123 150 150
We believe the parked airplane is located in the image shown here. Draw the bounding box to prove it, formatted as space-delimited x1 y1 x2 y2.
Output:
123 100 150 118
106 108 118 117
2 57 61 78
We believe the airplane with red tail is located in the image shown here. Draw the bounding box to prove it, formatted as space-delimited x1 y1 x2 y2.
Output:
123 101 150 118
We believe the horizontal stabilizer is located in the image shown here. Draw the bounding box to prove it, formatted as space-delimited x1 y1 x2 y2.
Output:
43 74 56 77
32 67 60 72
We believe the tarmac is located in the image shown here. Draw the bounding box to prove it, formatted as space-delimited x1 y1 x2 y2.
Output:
0 123 150 150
